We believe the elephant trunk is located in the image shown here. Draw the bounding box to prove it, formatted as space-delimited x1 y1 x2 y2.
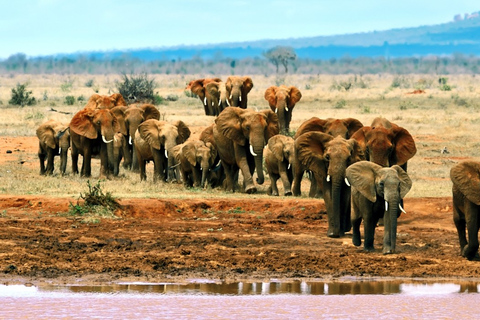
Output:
230 90 241 107
383 198 399 254
106 141 115 175
201 165 208 188
59 148 68 175
276 102 288 135
328 177 343 238
254 151 265 184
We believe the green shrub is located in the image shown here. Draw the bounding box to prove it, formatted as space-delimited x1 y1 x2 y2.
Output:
85 79 95 87
68 180 121 219
65 95 76 105
334 99 347 109
116 72 157 104
9 83 36 106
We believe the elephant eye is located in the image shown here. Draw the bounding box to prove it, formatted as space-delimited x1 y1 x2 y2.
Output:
245 125 250 131
96 120 101 125
325 154 330 161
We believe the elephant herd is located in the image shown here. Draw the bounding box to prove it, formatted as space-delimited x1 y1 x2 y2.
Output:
35 85 480 261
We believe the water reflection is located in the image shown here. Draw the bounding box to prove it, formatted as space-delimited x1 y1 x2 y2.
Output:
28 280 480 296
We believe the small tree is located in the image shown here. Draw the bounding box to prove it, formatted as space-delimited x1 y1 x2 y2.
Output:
264 46 297 73
9 83 36 106
115 73 157 104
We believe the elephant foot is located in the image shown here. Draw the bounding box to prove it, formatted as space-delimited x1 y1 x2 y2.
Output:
352 234 361 246
364 246 375 253
327 232 340 238
383 248 395 255
284 191 292 196
245 186 257 194
462 246 479 261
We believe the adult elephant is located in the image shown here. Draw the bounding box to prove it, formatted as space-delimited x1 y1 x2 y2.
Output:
70 108 120 178
351 117 416 171
295 132 364 237
225 76 253 109
200 124 224 188
111 103 160 171
346 161 412 254
265 134 295 196
292 117 363 197
264 85 302 135
188 78 222 116
84 93 127 110
135 119 190 182
450 161 480 260
36 119 70 176
213 107 278 193
174 140 218 188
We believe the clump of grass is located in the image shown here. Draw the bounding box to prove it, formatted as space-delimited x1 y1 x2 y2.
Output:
9 83 36 106
116 72 156 104
65 95 76 105
334 99 347 109
68 180 122 220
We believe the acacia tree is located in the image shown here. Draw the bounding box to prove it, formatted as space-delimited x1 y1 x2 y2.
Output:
264 46 297 73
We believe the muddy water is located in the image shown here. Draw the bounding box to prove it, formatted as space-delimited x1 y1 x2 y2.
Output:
1 280 478 319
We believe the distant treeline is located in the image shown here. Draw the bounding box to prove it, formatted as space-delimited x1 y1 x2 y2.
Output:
2 52 480 75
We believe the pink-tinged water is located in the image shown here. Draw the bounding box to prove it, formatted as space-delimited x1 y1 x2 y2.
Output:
1 281 478 319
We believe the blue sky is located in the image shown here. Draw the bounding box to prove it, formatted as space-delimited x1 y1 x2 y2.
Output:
1 0 479 59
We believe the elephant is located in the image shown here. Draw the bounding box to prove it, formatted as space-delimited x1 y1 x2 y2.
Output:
265 134 295 196
111 103 160 171
36 119 70 175
346 161 412 254
213 106 279 193
295 132 364 237
111 132 127 176
264 85 302 135
450 161 480 260
351 117 416 171
188 78 223 116
225 76 253 109
292 117 364 197
69 108 120 178
84 93 127 110
199 124 225 188
135 119 191 182
174 140 218 188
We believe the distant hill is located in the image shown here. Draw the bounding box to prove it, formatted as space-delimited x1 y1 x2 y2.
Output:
59 12 480 61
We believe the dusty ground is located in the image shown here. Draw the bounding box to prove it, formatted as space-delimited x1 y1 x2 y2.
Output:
0 136 478 286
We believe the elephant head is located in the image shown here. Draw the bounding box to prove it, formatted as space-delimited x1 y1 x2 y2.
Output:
351 117 416 169
214 106 278 193
84 93 127 109
294 117 363 139
36 119 70 175
137 119 191 181
225 76 253 109
265 134 295 196
346 161 412 254
450 161 480 260
182 140 218 188
264 85 302 135
189 78 222 115
295 131 364 237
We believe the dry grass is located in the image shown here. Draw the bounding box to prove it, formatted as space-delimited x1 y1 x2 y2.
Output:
1 73 480 200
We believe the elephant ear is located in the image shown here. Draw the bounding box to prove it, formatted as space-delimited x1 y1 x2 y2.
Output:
138 119 162 150
346 161 382 203
200 124 215 145
261 109 280 141
242 77 254 93
450 161 480 205
295 132 332 175
391 165 412 199
191 79 206 101
170 144 183 162
215 107 246 146
110 93 127 106
111 106 128 135
287 86 302 108
36 122 56 149
343 118 364 138
182 142 197 166
268 135 285 162
350 126 371 152
225 77 233 93
206 82 220 98
392 126 417 166
174 120 191 144
264 86 278 110
70 109 97 139
348 138 366 164
294 117 328 139
205 142 217 162
141 104 160 120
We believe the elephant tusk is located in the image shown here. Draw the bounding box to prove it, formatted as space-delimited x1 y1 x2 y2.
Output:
200 167 203 171
129 136 133 145
326 175 330 182
114 136 118 143
58 148 62 155
204 97 207 106
287 163 291 170
385 201 388 212
239 96 242 102
102 135 113 144
275 108 278 114
345 178 351 187
285 106 289 112
249 145 258 157
399 204 407 214
226 99 230 106
165 149 168 159
229 94 233 99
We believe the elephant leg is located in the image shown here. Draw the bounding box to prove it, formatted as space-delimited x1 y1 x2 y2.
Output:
236 147 255 193
38 150 46 175
45 150 55 175
463 202 480 260
140 160 147 181
122 139 132 170
292 166 304 196
351 200 362 246
453 203 467 255
71 147 79 175
269 172 280 196
279 168 292 196
152 152 164 183
192 168 201 187
222 162 237 192
363 217 376 252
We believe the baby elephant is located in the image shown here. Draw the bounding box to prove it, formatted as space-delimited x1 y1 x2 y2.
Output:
265 134 295 196
36 119 70 175
346 161 412 254
451 161 480 260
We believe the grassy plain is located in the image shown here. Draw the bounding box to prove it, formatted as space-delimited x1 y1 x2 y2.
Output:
1 73 480 200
